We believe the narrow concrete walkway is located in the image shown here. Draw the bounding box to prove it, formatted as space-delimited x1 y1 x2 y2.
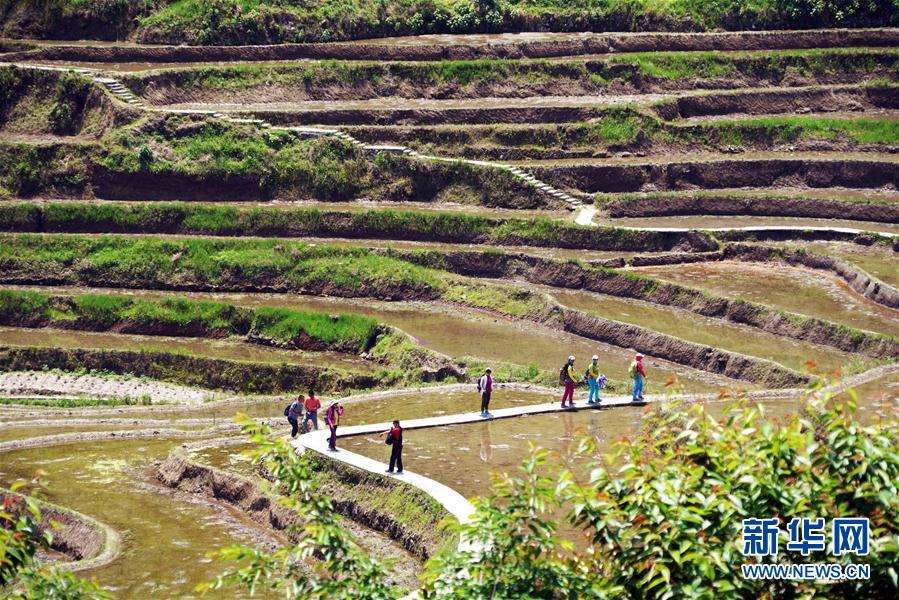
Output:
293 361 895 557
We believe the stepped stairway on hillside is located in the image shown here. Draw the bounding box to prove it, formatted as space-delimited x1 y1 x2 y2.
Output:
12 63 584 215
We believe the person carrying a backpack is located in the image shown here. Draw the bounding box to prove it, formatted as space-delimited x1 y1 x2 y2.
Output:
384 420 403 474
628 353 647 403
326 400 345 451
560 355 580 409
303 389 321 432
477 368 494 417
285 396 303 438
585 355 602 406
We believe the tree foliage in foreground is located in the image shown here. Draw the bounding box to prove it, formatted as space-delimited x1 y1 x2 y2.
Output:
1 482 108 599
210 384 899 598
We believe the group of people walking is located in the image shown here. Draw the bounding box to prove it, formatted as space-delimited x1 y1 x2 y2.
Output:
558 352 646 409
285 353 649 475
285 389 344 450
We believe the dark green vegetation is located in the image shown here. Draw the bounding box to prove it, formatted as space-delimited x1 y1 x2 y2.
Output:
130 49 899 99
0 485 109 598
0 289 380 352
0 202 715 252
2 0 896 44
210 395 899 598
0 395 152 408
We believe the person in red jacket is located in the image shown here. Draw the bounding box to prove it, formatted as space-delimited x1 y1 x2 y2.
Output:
303 389 321 432
385 420 403 474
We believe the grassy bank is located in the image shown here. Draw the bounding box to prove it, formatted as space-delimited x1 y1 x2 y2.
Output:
128 49 899 99
0 289 380 352
0 202 718 252
2 0 897 44
0 67 127 137
0 92 543 206
349 108 899 157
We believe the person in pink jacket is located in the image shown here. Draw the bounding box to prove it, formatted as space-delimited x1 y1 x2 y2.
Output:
326 401 345 451
560 355 580 409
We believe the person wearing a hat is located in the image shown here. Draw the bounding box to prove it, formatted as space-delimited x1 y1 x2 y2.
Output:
477 367 494 417
585 354 602 406
560 355 580 409
325 400 345 451
628 353 647 403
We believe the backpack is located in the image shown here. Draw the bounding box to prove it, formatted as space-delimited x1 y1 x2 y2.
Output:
628 363 637 378
559 365 568 383
283 403 292 417
385 432 395 445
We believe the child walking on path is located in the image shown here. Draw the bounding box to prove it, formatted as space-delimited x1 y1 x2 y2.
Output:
629 353 647 403
585 355 602 405
385 420 403 474
561 355 580 409
326 401 345 450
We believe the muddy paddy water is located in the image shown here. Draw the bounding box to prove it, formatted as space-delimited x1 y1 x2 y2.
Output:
775 241 899 287
629 262 899 337
345 380 898 501
547 287 858 374
0 326 374 372
0 438 282 598
0 285 738 393
604 215 899 235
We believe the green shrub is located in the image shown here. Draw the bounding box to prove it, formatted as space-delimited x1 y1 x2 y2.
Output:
252 307 379 351
0 290 50 323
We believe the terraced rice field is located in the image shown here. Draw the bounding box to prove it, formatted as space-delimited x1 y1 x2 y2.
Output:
0 24 897 598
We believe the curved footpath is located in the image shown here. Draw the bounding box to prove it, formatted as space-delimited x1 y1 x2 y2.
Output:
293 363 896 557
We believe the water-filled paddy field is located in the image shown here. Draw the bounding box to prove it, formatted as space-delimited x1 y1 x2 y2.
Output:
1 19 898 599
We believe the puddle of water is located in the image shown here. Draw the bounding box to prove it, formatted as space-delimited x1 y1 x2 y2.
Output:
0 326 373 372
629 262 899 337
605 215 899 235
0 285 740 393
784 241 899 287
0 439 278 598
548 287 856 374
0 423 184 444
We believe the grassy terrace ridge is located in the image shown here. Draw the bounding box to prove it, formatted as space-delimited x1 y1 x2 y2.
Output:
347 110 899 158
0 289 380 353
0 233 893 361
0 202 719 252
2 0 896 44
126 48 899 98
594 189 899 206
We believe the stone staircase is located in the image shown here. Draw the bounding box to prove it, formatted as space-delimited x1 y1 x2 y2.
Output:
10 62 589 217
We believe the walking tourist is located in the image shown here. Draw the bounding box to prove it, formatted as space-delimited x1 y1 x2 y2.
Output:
303 389 321 432
477 367 494 416
629 353 647 403
585 355 602 405
384 420 403 474
286 396 302 438
326 400 345 451
560 355 579 409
